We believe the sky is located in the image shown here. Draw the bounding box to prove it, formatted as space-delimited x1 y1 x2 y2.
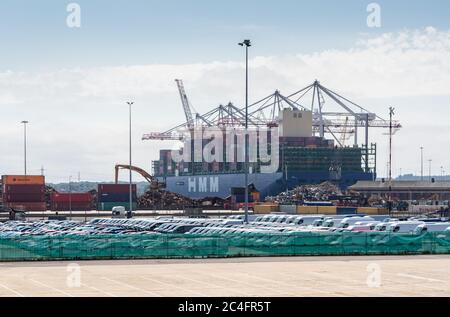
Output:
0 0 449 182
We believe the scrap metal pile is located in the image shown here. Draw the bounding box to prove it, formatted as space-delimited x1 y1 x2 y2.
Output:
138 189 226 210
138 189 194 209
265 182 344 204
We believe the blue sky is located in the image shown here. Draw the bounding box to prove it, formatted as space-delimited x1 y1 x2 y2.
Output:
1 0 449 70
1 1 450 182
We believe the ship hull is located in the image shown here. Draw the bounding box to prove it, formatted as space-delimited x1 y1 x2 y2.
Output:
160 171 374 200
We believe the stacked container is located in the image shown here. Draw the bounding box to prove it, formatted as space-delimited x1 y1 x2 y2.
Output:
1 175 46 211
51 192 93 211
253 204 279 214
97 184 137 211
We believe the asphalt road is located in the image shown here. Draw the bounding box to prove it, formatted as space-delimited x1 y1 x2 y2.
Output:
0 255 449 297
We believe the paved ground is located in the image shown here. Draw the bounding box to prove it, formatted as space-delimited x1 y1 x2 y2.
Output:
0 255 449 297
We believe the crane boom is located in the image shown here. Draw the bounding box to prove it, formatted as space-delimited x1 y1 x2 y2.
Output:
175 79 194 129
115 164 165 190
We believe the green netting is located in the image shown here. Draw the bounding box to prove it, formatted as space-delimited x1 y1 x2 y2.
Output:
0 231 449 261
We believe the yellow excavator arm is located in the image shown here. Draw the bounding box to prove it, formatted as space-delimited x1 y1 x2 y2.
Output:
115 164 165 190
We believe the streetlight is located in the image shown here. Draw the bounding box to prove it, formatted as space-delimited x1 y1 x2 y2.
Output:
428 159 432 181
126 101 134 219
21 121 29 175
238 39 251 224
69 175 72 220
420 147 424 181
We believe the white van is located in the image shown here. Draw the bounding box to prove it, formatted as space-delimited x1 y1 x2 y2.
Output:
387 221 424 233
322 216 360 228
339 216 375 228
414 223 450 234
346 224 373 232
294 215 324 226
374 222 397 232
112 206 127 219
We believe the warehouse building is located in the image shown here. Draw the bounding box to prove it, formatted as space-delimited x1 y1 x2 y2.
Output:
349 180 450 201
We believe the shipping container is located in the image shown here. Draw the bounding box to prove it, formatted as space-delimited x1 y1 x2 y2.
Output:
317 206 337 215
337 207 357 215
3 184 45 194
279 205 297 214
4 202 46 211
98 202 137 212
253 204 279 214
98 193 137 203
251 191 260 202
357 207 388 215
51 202 92 211
2 175 45 185
51 192 92 203
231 194 254 204
297 206 319 214
97 184 137 194
4 193 45 203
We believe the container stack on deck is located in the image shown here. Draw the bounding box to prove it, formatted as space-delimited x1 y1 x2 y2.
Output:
1 175 46 211
97 184 137 211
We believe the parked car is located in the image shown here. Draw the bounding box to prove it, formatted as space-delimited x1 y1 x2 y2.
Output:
414 223 450 234
387 221 424 233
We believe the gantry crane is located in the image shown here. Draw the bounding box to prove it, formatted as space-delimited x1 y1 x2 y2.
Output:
339 117 351 147
142 80 402 172
175 79 195 130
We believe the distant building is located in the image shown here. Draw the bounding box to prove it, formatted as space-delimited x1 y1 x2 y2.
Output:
350 180 450 201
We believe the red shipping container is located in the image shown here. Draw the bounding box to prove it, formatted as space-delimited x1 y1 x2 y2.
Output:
98 184 137 194
5 202 46 211
51 192 92 203
4 193 45 202
3 184 45 194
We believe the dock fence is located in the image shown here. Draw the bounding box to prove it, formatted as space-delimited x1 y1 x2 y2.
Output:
0 231 449 261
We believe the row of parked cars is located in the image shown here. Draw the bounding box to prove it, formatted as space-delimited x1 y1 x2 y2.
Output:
0 214 449 237
243 214 450 234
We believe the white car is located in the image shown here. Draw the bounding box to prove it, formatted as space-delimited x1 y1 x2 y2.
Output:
374 222 398 232
294 215 324 226
346 224 374 232
387 221 424 233
339 216 375 228
414 223 450 234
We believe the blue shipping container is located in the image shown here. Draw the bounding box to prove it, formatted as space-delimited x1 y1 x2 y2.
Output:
233 194 254 203
337 207 357 215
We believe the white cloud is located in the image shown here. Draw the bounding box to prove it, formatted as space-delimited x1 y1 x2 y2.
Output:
1 27 449 181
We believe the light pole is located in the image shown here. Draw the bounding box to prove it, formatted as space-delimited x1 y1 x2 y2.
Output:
21 121 29 175
420 147 424 181
126 101 134 219
238 39 251 224
69 175 72 220
428 159 432 181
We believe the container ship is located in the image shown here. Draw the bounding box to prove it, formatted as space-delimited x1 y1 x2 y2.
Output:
151 110 376 200
144 80 400 200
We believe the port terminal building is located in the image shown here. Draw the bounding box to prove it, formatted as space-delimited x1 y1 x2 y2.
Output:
349 180 450 201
